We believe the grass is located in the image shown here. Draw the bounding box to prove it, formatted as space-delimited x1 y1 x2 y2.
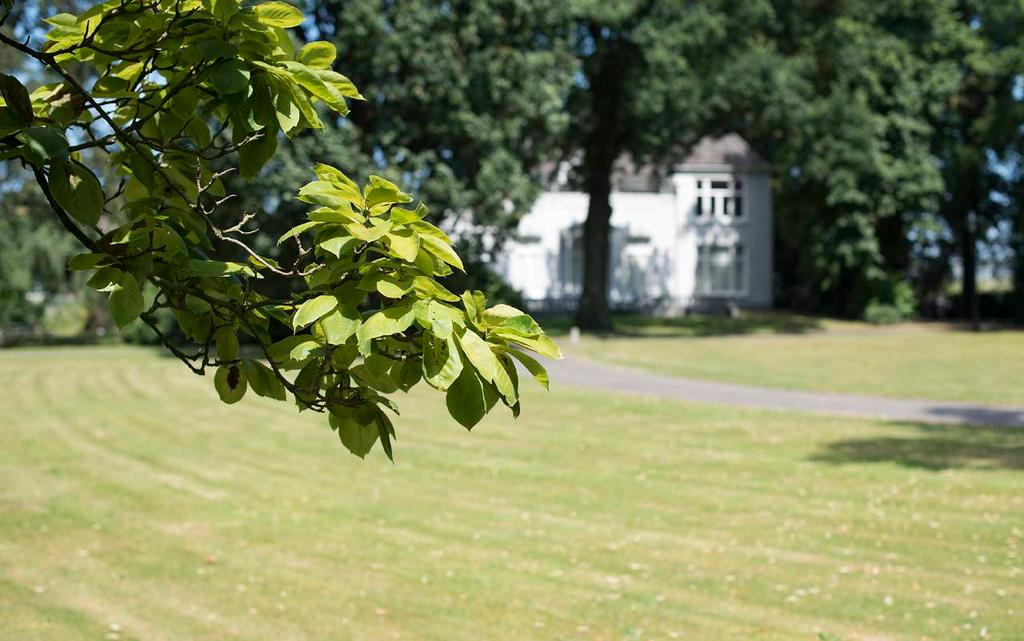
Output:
571 314 1024 405
1 346 1022 641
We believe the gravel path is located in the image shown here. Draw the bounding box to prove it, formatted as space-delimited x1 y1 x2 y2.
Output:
546 354 1024 428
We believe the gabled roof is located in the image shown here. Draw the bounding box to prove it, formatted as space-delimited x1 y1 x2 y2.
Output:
677 133 770 173
537 134 770 192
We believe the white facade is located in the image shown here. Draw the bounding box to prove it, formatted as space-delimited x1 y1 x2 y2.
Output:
499 134 774 313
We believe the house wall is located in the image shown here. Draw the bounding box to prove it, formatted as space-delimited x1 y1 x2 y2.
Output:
674 171 773 308
501 169 773 311
505 191 679 304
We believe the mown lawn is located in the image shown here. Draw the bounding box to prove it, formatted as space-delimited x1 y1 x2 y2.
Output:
1 347 1022 641
573 315 1024 405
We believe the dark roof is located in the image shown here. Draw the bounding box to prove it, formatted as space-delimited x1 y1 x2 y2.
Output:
677 134 770 172
536 133 770 192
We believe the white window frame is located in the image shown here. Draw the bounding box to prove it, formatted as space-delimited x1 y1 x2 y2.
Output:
695 241 748 298
692 175 747 226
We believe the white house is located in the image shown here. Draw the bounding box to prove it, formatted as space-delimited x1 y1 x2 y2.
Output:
497 134 773 314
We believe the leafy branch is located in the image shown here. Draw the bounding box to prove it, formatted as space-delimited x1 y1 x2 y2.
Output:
0 0 559 459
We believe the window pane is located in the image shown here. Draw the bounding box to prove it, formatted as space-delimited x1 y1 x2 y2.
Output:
734 196 743 218
710 196 716 215
711 180 728 189
723 196 731 217
714 247 732 292
696 196 703 217
695 246 707 293
696 180 703 189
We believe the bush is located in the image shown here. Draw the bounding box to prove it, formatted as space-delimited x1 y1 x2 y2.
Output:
863 303 905 325
41 297 89 337
862 277 916 324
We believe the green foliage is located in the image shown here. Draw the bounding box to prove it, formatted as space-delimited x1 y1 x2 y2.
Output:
291 0 576 268
717 1 1024 318
862 278 916 324
0 0 558 457
0 168 83 328
862 303 903 326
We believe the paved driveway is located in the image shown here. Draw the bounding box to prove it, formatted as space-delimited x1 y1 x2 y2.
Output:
545 355 1024 428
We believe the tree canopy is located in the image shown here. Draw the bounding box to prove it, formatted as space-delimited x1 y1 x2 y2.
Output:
0 0 559 459
565 0 775 329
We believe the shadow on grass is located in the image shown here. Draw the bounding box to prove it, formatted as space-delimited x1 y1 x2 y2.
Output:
540 311 824 338
811 423 1024 471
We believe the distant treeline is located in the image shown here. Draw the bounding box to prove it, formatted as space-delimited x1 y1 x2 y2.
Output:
2 0 1021 336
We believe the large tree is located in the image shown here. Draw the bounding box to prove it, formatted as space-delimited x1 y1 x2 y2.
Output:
930 0 1023 328
565 0 773 329
0 0 559 458
709 0 960 317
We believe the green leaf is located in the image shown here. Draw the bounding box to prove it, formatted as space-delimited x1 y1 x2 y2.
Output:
273 85 302 132
68 253 108 271
344 220 391 242
184 259 255 278
278 220 320 245
215 327 240 361
319 305 360 345
297 41 336 69
456 329 499 383
108 272 143 329
238 128 278 177
356 302 417 345
491 353 518 406
185 294 212 314
351 354 399 393
18 127 69 164
253 1 304 27
309 206 363 224
0 73 33 125
0 107 22 137
498 314 543 337
313 164 364 206
413 276 460 302
489 329 563 360
214 363 248 404
49 161 104 226
281 61 346 112
297 180 361 209
317 229 360 257
420 234 464 272
243 360 287 401
506 348 550 390
391 203 429 225
268 335 323 366
364 174 412 210
423 334 463 391
386 228 420 262
329 405 378 458
208 59 251 95
482 303 525 323
293 294 338 329
316 70 363 100
375 409 395 462
445 367 496 430
375 275 413 299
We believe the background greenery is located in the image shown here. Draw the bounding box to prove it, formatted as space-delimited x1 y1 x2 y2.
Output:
4 0 1023 338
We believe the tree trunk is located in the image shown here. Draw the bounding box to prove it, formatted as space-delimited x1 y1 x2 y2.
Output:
960 214 980 331
574 32 627 332
576 163 614 330
1014 209 1024 324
